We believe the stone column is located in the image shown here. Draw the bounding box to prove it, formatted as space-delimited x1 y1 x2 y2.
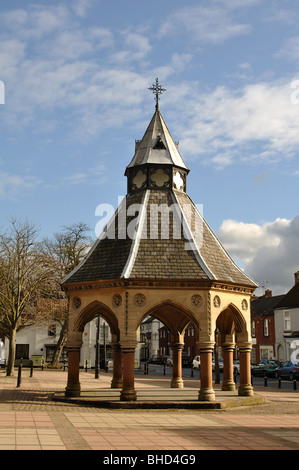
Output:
65 347 81 397
222 342 236 391
111 343 123 389
198 342 215 401
170 343 184 388
120 347 137 401
238 342 254 396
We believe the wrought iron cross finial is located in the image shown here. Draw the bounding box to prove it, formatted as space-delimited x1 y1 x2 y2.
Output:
148 78 166 109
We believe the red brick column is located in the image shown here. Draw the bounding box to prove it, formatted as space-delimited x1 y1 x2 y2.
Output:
238 342 254 396
198 342 215 401
65 348 81 397
222 342 236 391
170 343 184 388
120 348 137 401
111 344 123 389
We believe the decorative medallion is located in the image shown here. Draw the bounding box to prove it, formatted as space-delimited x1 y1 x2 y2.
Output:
73 297 81 309
241 299 248 311
112 294 122 307
134 293 146 306
213 295 221 308
191 294 203 308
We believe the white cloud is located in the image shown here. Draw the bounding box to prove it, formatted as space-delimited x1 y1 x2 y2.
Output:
218 216 299 294
0 171 42 199
159 2 253 44
174 81 299 168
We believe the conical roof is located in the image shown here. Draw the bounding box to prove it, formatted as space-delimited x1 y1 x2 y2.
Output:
126 109 189 171
61 108 257 289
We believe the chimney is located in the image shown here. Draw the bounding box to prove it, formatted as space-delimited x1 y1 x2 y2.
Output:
294 271 299 284
264 289 272 298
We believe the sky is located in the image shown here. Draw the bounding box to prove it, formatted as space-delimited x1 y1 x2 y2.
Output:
0 0 299 296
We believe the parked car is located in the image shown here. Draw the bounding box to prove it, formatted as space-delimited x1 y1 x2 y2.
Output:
212 358 223 372
148 354 160 364
275 361 299 380
251 359 281 377
160 355 171 365
233 360 240 375
165 356 172 366
192 355 200 369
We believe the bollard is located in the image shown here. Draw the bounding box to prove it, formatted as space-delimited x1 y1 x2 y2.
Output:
163 364 166 375
191 368 193 377
144 362 147 375
30 361 33 377
278 378 281 388
293 379 297 391
264 376 267 387
17 359 23 388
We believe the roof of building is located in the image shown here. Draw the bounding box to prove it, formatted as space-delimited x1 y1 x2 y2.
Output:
61 107 258 289
275 282 299 309
126 109 189 172
251 294 285 317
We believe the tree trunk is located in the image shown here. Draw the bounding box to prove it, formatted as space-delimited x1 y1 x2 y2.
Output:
6 328 16 376
51 320 68 367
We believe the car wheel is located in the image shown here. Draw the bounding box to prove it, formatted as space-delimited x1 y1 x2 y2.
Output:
290 372 294 380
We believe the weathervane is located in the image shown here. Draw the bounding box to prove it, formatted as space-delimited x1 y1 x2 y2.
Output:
148 78 166 109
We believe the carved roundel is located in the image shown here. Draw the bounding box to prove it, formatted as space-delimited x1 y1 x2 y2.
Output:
191 294 203 308
113 294 122 307
242 299 248 311
73 297 81 309
134 293 146 306
213 295 221 308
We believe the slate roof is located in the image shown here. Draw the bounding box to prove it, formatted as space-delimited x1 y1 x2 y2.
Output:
275 282 299 309
251 294 285 317
126 109 189 172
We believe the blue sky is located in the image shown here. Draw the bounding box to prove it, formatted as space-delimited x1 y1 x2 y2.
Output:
0 0 299 294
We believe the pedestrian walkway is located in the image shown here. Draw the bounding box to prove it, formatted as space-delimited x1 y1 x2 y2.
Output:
0 368 299 451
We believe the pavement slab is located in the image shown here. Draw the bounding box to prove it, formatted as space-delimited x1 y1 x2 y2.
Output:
0 368 298 451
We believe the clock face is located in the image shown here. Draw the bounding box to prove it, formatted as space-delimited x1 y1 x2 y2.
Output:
173 171 185 191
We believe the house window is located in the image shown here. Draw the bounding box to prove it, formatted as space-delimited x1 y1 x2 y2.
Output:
16 344 29 360
284 311 291 331
48 324 56 336
251 320 255 337
263 319 269 337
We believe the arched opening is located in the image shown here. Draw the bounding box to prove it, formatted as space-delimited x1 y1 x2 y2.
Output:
66 300 123 396
136 300 199 389
215 304 253 395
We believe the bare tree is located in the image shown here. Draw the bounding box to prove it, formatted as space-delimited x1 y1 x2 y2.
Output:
43 222 92 366
0 219 57 376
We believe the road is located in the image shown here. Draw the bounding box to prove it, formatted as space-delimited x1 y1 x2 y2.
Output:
139 363 299 391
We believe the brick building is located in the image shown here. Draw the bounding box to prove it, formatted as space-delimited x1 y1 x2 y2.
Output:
251 289 284 363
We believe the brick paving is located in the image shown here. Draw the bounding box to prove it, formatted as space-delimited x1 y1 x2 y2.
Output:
0 368 299 451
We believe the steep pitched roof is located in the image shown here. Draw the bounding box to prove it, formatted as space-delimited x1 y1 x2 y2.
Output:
126 109 189 172
275 282 299 309
251 294 285 317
